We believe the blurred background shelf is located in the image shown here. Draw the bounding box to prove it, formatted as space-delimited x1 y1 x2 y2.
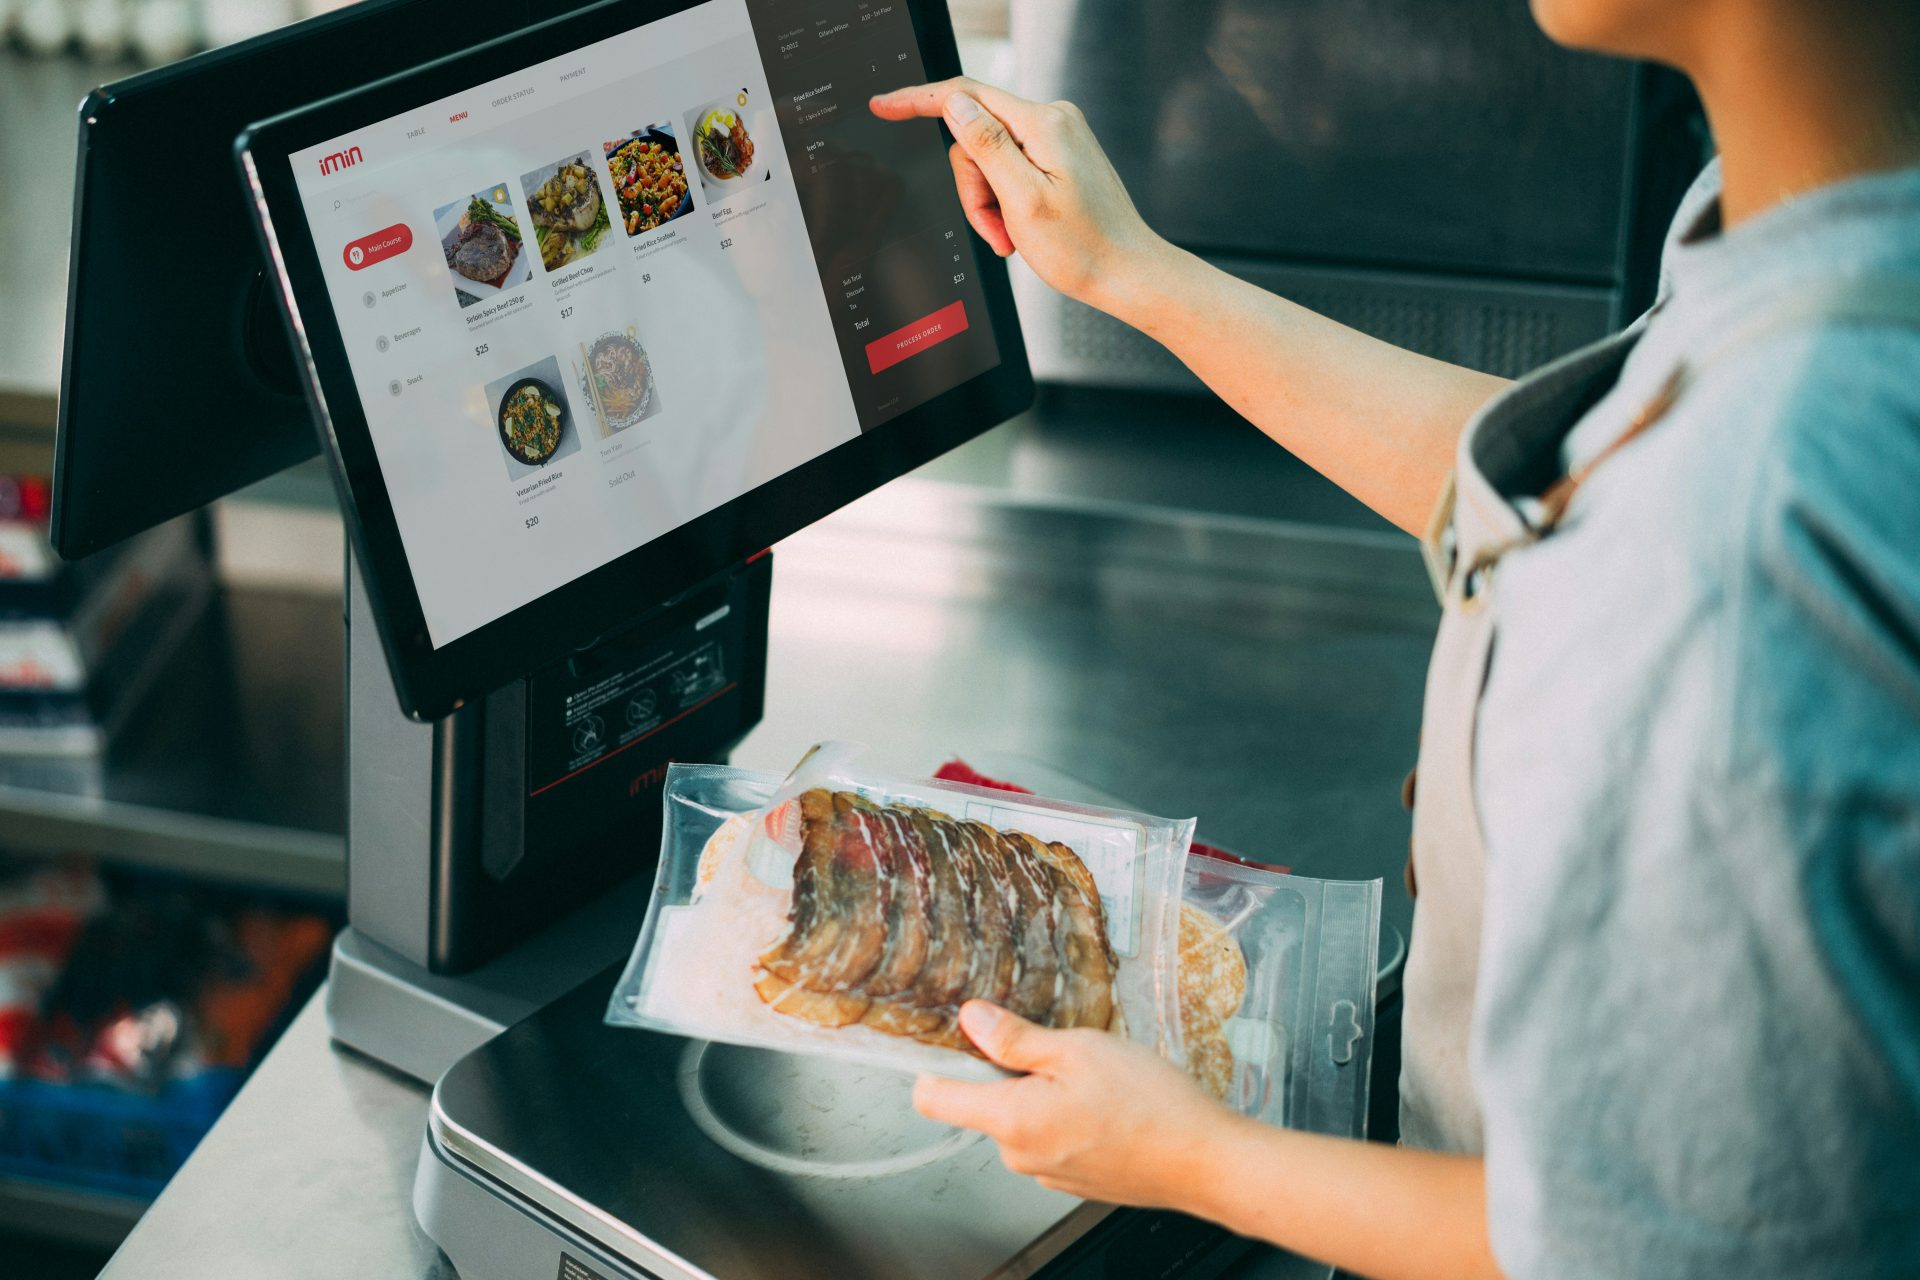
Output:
0 1175 147 1256
0 585 345 898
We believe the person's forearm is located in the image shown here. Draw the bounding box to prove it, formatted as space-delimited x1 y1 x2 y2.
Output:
1170 1115 1503 1280
1090 243 1510 536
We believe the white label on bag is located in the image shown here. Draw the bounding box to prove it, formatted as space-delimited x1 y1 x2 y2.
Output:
963 801 1144 955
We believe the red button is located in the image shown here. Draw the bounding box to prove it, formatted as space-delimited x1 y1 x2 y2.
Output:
864 300 969 374
343 223 413 271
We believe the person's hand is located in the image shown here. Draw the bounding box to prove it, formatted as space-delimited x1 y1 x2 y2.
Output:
869 78 1170 312
912 1000 1239 1208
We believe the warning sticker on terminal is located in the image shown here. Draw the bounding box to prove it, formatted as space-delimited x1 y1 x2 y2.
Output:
558 1253 614 1280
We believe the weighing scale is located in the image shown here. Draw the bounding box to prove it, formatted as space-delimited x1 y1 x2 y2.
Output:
325 491 1265 1280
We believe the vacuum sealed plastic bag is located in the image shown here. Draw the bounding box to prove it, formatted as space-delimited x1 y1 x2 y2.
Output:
1177 853 1381 1138
606 746 1195 1079
932 753 1382 1138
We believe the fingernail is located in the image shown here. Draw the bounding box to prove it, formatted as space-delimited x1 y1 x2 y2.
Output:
945 92 983 125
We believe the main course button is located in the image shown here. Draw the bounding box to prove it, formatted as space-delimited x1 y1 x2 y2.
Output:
864 300 969 374
344 223 414 271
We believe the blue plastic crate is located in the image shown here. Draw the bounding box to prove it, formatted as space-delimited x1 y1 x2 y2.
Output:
0 1069 244 1199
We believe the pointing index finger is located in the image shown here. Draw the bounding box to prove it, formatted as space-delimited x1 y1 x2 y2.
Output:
869 77 1044 141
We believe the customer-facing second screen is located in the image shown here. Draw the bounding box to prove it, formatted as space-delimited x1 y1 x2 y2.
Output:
294 0 997 647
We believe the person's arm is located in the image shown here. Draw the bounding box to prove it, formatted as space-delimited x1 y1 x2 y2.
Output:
870 80 1510 536
917 1002 1504 1280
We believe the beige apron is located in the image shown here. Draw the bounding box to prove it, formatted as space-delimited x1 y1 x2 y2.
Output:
1394 277 1920 1155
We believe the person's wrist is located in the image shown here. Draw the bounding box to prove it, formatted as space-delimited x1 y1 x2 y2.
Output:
1154 1104 1253 1218
1077 232 1186 332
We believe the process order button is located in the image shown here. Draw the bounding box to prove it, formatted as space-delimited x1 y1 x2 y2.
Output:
343 223 414 271
864 299 969 374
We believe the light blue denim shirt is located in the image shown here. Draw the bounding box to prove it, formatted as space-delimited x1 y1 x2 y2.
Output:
1471 160 1920 1276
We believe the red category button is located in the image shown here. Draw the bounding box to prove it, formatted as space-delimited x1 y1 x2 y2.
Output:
343 223 413 271
864 299 969 374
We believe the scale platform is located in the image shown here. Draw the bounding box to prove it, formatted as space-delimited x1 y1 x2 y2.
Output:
416 966 1267 1280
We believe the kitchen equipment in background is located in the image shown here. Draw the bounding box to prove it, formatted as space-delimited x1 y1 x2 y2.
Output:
1011 0 1708 385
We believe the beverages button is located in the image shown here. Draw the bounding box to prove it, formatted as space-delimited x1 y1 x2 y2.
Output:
344 223 414 271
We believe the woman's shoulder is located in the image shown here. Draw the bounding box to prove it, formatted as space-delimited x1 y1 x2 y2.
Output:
1678 312 1920 783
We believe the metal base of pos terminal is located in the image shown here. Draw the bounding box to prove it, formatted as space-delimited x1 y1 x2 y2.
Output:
326 549 770 1083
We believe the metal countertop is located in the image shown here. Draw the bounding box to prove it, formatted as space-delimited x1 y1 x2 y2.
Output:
99 481 1437 1278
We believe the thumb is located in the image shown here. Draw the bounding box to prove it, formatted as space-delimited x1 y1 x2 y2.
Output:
943 92 1036 196
959 1001 1062 1073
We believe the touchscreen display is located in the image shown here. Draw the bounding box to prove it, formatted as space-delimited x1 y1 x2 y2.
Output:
290 0 997 646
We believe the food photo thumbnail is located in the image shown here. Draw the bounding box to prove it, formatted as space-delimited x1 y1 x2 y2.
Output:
604 125 695 238
685 91 772 204
433 183 531 308
482 354 582 479
521 152 615 273
573 325 662 438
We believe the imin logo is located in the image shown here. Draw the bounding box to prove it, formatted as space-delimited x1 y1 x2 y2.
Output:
318 145 363 176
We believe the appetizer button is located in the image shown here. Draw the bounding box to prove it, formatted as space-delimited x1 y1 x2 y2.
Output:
343 223 414 271
865 300 969 374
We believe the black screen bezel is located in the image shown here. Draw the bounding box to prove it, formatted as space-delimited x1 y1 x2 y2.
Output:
239 0 1030 721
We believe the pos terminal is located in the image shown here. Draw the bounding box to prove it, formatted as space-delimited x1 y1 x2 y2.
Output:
223 0 1265 1276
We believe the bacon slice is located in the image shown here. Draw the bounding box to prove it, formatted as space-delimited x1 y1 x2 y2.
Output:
753 788 1118 1055
1000 832 1065 1023
1027 837 1119 1032
860 806 934 996
757 791 890 995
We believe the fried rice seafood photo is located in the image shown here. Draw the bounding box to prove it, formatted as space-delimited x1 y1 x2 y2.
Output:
605 132 691 235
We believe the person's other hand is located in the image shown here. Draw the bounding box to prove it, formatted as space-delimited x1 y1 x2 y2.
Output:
869 78 1168 311
912 1000 1237 1208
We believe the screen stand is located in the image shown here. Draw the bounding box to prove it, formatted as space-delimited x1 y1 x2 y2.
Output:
326 549 770 1083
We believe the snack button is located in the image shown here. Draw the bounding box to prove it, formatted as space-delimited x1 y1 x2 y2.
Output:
344 223 414 271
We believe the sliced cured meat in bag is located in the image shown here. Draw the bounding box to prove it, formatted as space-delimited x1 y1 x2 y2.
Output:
753 972 869 1027
757 791 890 993
611 759 1195 1083
859 806 934 997
1029 839 1119 1032
952 821 1017 1008
902 808 972 1010
864 809 972 1039
745 782 1137 1059
813 793 895 991
999 831 1064 1023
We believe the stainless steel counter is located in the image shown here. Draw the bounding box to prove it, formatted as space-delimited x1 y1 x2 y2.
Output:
99 481 1436 1278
